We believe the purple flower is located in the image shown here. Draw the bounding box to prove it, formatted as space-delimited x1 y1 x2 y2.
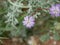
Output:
23 16 35 28
49 4 60 17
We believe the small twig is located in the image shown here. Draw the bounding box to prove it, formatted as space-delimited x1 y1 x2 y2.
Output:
0 37 9 39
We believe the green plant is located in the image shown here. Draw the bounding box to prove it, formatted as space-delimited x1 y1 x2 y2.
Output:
0 0 60 42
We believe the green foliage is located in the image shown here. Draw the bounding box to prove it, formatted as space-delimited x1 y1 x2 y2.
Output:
53 32 60 40
0 0 60 42
40 33 50 42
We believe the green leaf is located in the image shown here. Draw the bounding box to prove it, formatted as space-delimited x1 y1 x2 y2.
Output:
40 33 50 42
53 32 60 40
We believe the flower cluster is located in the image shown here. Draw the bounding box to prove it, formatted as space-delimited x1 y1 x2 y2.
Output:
49 4 60 17
23 16 35 28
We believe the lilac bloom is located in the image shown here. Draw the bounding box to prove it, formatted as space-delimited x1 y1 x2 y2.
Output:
49 4 60 17
23 16 35 28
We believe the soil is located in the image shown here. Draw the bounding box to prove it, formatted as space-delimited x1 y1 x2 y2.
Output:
1 39 60 45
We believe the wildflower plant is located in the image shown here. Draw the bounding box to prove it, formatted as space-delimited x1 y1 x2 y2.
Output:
49 4 60 17
0 0 60 43
23 16 35 28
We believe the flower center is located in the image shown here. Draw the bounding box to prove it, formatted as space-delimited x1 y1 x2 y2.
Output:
27 20 30 24
54 9 59 14
54 10 58 13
